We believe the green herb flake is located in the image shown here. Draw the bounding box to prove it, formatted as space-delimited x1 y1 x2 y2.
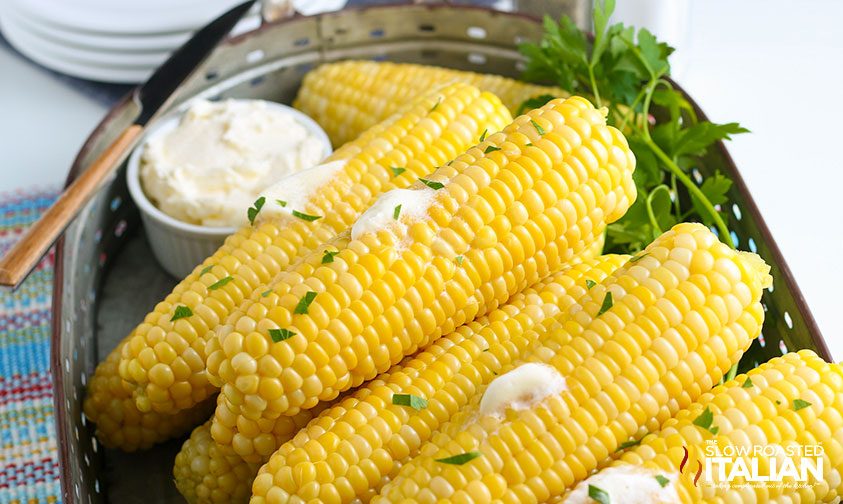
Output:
322 250 339 264
261 289 273 297
393 204 402 220
588 484 610 504
171 305 193 321
276 199 287 207
479 129 488 142
209 276 234 290
419 178 445 190
199 264 214 276
392 393 428 411
630 253 649 263
530 119 546 136
247 196 266 225
793 399 812 411
291 210 322 222
776 400 782 405
435 451 481 465
742 376 754 388
597 292 613 316
294 291 318 315
525 141 533 147
709 426 720 435
455 255 464 266
654 475 670 488
484 145 501 154
430 97 442 112
616 438 641 451
390 166 406 178
269 328 295 342
693 406 714 430
585 279 597 289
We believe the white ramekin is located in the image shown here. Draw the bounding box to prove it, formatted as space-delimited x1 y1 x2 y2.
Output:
126 99 332 279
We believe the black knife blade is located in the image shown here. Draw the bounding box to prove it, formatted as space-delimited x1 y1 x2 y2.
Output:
135 0 256 125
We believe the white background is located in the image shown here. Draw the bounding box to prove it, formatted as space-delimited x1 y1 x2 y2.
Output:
1 0 841 357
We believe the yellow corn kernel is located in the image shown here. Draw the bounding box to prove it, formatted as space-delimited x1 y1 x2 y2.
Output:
374 223 771 503
105 83 512 421
559 350 843 503
209 96 637 461
249 255 627 503
295 60 565 146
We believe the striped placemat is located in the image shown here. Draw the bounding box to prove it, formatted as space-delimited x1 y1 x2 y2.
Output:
0 189 62 504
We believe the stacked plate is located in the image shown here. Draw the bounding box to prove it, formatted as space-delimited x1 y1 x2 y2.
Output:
0 0 256 83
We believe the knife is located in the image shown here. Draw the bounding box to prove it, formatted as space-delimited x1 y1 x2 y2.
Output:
0 0 256 288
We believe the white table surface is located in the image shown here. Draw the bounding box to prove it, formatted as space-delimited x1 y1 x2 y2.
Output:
1 0 841 357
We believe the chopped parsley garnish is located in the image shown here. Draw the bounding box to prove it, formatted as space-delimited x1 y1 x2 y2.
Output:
322 250 339 264
291 210 321 222
479 128 488 142
209 276 233 290
430 97 441 112
455 255 464 266
294 291 318 314
419 178 444 190
585 279 596 289
269 328 295 342
484 145 501 154
199 264 214 276
693 406 714 430
616 438 642 451
588 484 610 504
793 399 812 411
597 292 613 316
392 393 428 410
390 166 406 178
776 400 782 405
525 141 533 147
655 475 670 488
261 289 273 297
709 426 720 435
742 377 754 388
629 253 649 263
276 199 287 207
171 305 193 321
515 94 556 115
393 204 402 220
435 451 481 465
530 119 546 135
247 196 266 225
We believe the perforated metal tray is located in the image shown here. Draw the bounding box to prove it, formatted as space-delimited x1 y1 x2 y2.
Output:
51 3 827 502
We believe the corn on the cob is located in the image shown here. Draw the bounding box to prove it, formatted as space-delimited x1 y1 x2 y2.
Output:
82 341 215 451
247 255 626 503
374 223 771 503
295 60 565 146
560 350 843 503
110 83 512 418
207 96 637 469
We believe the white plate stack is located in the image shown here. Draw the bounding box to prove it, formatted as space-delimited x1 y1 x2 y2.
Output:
0 0 258 83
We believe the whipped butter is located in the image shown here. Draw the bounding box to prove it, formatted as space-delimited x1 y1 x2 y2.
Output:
140 99 326 227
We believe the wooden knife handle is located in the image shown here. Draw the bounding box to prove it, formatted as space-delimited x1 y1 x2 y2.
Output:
0 124 143 288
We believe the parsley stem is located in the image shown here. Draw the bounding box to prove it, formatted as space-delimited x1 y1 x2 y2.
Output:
587 64 602 108
645 189 663 238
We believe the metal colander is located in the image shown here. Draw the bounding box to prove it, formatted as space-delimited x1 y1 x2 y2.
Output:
51 3 825 502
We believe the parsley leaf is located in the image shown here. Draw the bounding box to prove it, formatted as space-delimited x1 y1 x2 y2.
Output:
793 399 812 411
455 255 464 266
585 279 596 289
435 451 481 465
247 196 266 225
392 393 428 410
390 166 406 178
269 328 295 342
588 485 611 504
742 376 754 388
515 94 556 115
484 146 501 153
294 291 318 314
276 199 287 207
693 406 714 430
322 250 339 264
208 276 233 290
654 475 670 488
616 437 641 451
691 172 732 226
479 128 488 142
530 119 546 135
629 253 649 263
291 210 321 222
597 292 613 316
261 289 273 297
393 204 402 220
419 178 444 190
171 305 193 321
199 264 214 276
430 97 441 112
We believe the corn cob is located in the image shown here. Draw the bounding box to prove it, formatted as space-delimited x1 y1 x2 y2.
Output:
207 96 637 468
295 60 565 146
82 341 214 451
110 83 512 418
560 350 843 503
246 255 626 503
374 223 771 503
